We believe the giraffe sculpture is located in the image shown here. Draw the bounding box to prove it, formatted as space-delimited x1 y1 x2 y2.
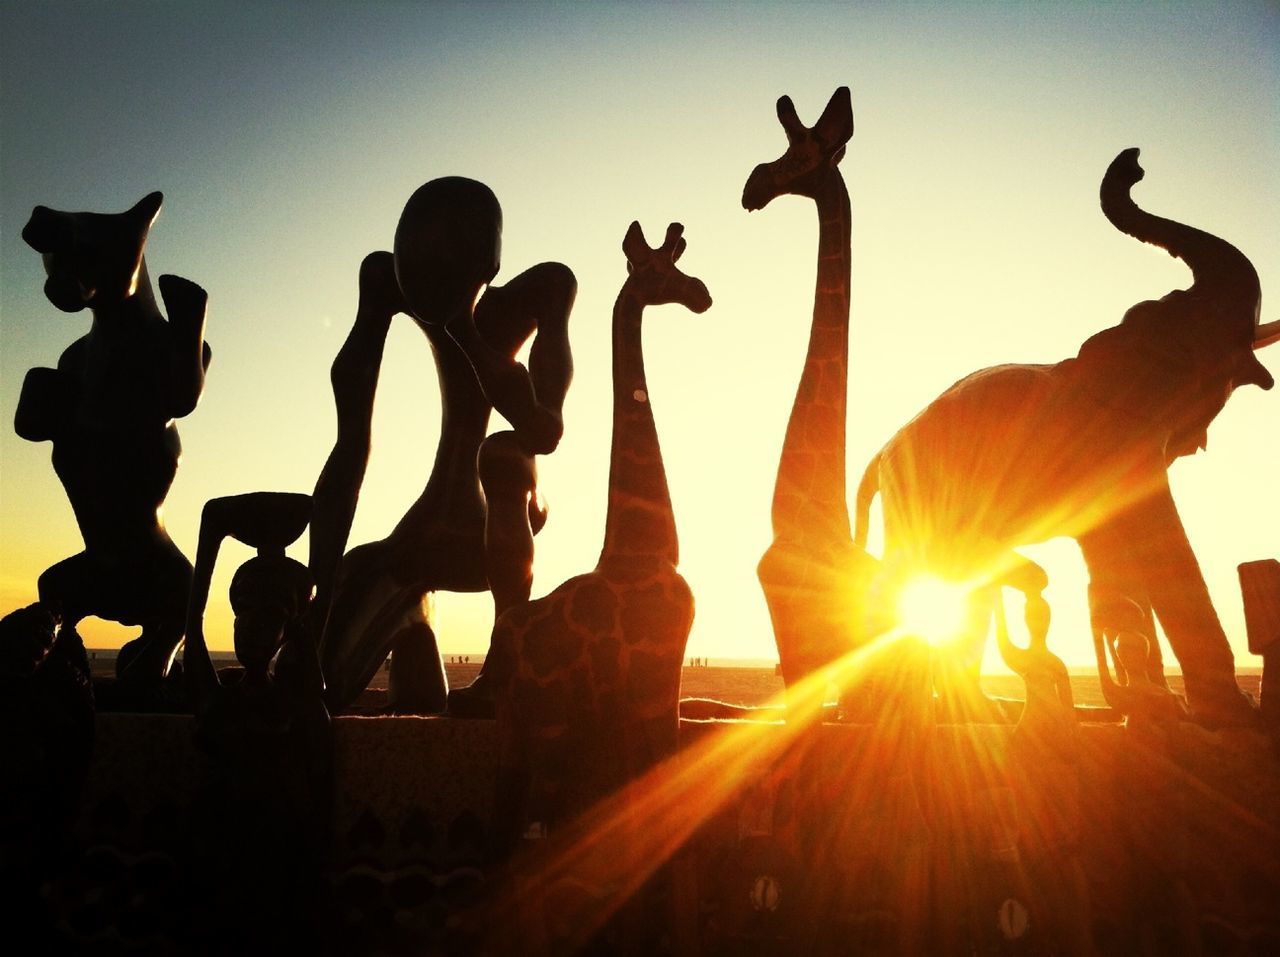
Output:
488 221 711 850
744 87 884 707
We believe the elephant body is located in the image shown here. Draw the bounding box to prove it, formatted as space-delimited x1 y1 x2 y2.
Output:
854 149 1275 726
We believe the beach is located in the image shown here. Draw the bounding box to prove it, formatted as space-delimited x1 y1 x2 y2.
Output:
91 653 1262 712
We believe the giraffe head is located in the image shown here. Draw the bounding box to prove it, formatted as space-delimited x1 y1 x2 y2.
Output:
742 87 853 211
621 222 712 313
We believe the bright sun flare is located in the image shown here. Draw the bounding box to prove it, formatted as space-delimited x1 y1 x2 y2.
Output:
897 576 971 647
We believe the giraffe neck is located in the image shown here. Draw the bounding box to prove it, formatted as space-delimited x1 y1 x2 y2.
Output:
770 173 852 543
600 286 678 565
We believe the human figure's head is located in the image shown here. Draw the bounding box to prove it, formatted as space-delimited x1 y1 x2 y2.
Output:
1024 594 1050 651
394 177 502 326
0 603 58 679
1091 593 1150 683
229 555 313 679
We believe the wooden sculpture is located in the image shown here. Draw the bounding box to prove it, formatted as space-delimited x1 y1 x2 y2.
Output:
310 178 574 713
17 193 211 696
488 221 711 849
182 492 329 952
855 149 1277 726
1239 559 1280 742
744 87 885 706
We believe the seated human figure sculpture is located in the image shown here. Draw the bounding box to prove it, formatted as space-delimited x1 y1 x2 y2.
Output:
1090 587 1187 733
993 569 1078 749
310 178 573 714
991 591 1092 957
181 492 329 951
17 193 211 700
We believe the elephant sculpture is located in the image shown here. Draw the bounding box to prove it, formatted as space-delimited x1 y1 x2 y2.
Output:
854 148 1277 726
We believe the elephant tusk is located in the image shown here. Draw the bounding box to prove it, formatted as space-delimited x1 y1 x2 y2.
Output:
1254 319 1280 350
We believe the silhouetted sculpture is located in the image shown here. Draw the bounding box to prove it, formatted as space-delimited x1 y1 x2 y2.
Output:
310 178 574 714
993 583 1092 954
18 193 210 701
1238 559 1280 742
182 492 329 953
0 603 94 944
993 569 1077 748
1090 587 1185 734
854 149 1276 726
489 222 710 852
745 87 884 707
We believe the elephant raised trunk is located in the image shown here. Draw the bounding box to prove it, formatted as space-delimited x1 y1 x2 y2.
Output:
1101 149 1261 335
1101 148 1272 390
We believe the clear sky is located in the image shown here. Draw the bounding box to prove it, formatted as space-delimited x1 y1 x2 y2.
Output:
1 1 1277 670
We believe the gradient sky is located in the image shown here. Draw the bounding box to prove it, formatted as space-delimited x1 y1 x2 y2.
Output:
1 1 1277 670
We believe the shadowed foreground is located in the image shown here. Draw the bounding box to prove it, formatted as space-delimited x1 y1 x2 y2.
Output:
28 703 1280 956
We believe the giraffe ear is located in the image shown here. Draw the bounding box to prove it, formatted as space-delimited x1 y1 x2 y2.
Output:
776 95 804 144
662 222 685 261
814 86 853 150
622 220 648 264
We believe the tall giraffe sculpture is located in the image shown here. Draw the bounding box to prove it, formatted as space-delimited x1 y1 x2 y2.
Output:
744 88 883 707
488 221 711 850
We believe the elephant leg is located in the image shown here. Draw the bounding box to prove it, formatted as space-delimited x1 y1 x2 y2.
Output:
1079 488 1252 726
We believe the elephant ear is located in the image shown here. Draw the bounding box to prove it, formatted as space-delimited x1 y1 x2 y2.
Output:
1235 351 1274 390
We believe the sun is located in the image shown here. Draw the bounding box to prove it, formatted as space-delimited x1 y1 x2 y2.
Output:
897 575 971 647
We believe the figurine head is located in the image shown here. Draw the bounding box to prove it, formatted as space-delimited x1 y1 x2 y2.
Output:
228 555 313 675
22 192 162 313
393 177 502 326
1024 595 1050 649
0 603 58 679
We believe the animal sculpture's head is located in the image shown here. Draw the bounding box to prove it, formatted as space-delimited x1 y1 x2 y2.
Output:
1099 150 1276 460
742 87 853 211
22 192 162 314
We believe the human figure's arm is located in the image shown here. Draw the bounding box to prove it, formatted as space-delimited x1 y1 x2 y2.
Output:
309 252 401 628
158 274 211 419
447 261 576 456
992 593 1027 676
15 367 71 442
184 498 231 711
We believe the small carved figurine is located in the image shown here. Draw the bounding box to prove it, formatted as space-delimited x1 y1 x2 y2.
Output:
993 581 1093 955
182 492 329 952
1090 587 1186 735
310 178 574 714
18 193 211 697
994 569 1078 752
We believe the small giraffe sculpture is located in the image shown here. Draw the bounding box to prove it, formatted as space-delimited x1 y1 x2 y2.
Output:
489 222 711 849
744 88 882 707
